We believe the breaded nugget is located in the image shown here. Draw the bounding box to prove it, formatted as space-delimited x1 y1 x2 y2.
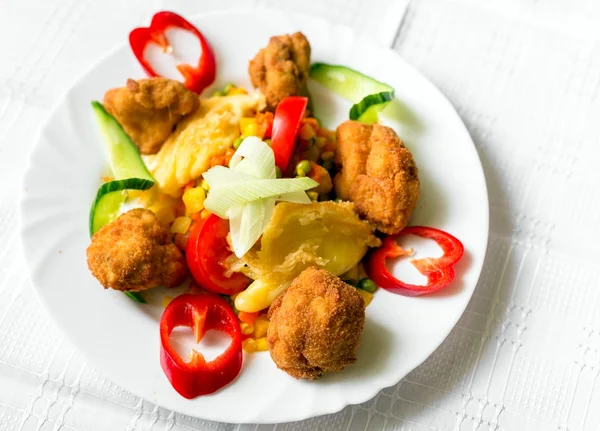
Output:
248 32 311 110
103 77 199 155
267 267 365 380
334 121 420 234
87 208 187 292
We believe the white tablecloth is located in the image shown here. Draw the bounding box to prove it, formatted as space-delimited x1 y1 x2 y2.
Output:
2 0 600 429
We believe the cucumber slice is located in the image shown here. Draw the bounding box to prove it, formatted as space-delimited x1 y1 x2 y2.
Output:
89 178 154 236
91 101 154 182
350 91 394 124
124 292 147 304
90 103 156 304
310 63 393 102
309 63 395 124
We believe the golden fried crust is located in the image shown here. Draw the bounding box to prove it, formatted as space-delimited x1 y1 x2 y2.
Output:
103 78 199 155
267 267 365 380
334 121 420 234
86 208 187 292
248 32 311 111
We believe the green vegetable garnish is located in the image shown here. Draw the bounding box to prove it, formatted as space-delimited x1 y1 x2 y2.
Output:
309 63 395 124
124 292 147 304
359 277 378 293
296 160 312 177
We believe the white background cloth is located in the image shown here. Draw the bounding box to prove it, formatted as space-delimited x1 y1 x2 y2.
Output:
1 0 600 429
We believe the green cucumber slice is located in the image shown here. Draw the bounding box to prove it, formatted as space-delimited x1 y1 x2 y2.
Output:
89 178 154 236
350 91 394 124
124 292 147 304
310 63 393 102
90 103 156 303
309 63 395 124
91 101 154 182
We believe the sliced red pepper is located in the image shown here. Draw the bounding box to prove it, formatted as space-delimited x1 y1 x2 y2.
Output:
129 11 216 94
186 214 250 295
160 294 243 398
270 96 308 171
366 226 464 296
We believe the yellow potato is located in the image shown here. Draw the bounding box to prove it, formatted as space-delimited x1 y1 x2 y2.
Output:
232 201 380 312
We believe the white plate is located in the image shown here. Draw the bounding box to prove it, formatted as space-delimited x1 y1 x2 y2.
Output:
19 9 489 424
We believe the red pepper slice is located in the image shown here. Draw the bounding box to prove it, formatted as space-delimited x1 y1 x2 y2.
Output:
186 214 250 295
366 226 464 296
129 11 216 94
160 294 243 398
270 96 308 171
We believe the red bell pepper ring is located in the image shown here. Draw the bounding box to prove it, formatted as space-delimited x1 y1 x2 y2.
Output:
270 96 308 171
186 214 250 295
129 11 216 94
366 226 464 296
160 294 243 398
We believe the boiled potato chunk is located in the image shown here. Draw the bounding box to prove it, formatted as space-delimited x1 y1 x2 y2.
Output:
232 201 380 312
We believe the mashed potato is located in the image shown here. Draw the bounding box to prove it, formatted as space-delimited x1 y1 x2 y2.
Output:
145 92 266 197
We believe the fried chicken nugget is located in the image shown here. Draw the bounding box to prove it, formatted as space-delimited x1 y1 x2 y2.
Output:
334 121 420 234
103 77 199 155
267 267 365 380
248 32 311 110
87 208 187 292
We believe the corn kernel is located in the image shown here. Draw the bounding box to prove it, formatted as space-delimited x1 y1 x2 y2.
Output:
182 187 206 215
253 314 269 338
200 209 212 219
228 87 248 95
242 338 257 353
255 337 269 351
162 295 174 308
138 186 159 207
307 191 319 201
315 136 327 149
240 323 254 335
299 123 316 141
127 190 142 199
170 216 192 234
152 207 176 225
357 289 373 306
200 179 210 192
321 151 334 161
240 118 259 137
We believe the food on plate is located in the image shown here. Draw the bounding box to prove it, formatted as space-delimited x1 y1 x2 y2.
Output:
160 294 242 398
89 101 156 235
305 161 332 195
186 213 251 296
146 92 266 197
366 226 464 296
86 208 187 292
129 11 216 94
84 10 465 398
309 63 395 123
229 201 380 312
103 78 199 154
249 32 311 110
267 267 365 379
334 121 420 234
